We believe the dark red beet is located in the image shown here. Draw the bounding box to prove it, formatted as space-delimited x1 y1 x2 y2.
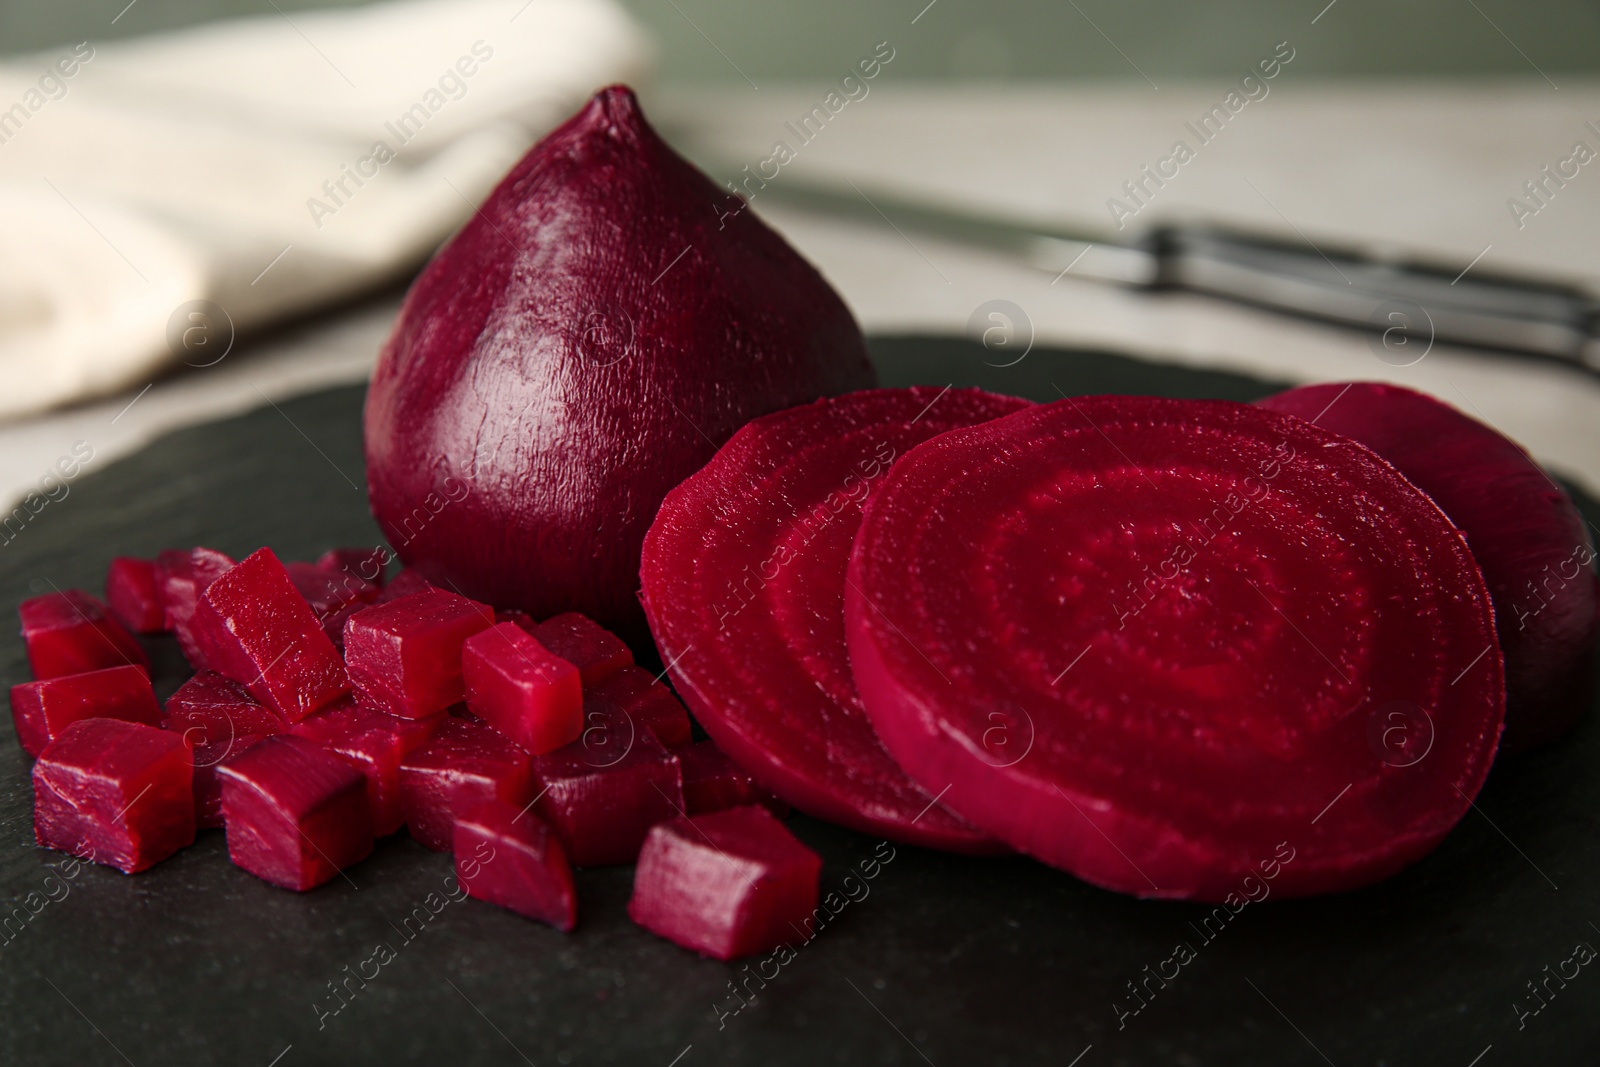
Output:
344 589 495 719
678 740 788 817
628 805 820 960
317 547 388 588
1258 382 1599 751
369 568 434 606
364 86 876 643
105 557 165 633
528 613 633 686
846 396 1505 900
217 735 373 890
462 622 583 755
285 561 379 617
157 547 235 666
291 698 444 835
188 548 349 721
398 717 533 851
19 589 148 680
33 718 195 873
163 671 285 829
640 386 1028 852
454 799 578 931
528 698 684 867
587 667 693 748
11 664 160 758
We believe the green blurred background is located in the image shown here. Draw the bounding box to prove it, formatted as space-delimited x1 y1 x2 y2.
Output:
4 0 1598 78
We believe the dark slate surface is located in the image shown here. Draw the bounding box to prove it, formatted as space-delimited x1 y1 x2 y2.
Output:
0 336 1595 1066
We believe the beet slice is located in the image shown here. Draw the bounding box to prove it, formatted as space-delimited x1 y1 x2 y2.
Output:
344 589 496 719
19 589 149 680
640 386 1028 852
529 612 633 686
218 735 374 890
846 395 1506 900
462 622 584 755
105 557 165 634
398 717 533 851
628 805 821 960
33 718 195 873
678 740 788 817
290 698 444 835
157 547 235 666
163 671 285 829
1258 382 1599 751
586 666 693 748
11 664 160 758
455 799 578 931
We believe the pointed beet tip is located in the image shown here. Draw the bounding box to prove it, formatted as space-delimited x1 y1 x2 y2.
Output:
574 84 648 143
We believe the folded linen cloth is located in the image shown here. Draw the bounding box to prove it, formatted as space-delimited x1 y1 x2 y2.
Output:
0 0 649 420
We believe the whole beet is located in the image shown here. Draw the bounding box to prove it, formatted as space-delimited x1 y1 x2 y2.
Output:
365 86 876 643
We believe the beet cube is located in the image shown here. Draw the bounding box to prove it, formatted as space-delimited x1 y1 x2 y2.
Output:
343 589 495 719
163 672 285 828
528 700 684 867
531 612 633 686
292 699 444 835
317 547 388 588
369 568 434 606
33 718 195 873
19 589 148 680
679 740 789 817
496 608 537 630
628 805 821 960
188 548 350 721
10 664 160 758
156 547 235 666
399 717 532 851
105 557 166 633
218 736 373 890
454 799 578 931
462 623 583 755
285 561 379 616
588 667 693 747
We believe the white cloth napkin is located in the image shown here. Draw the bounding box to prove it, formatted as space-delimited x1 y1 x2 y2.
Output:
0 0 649 420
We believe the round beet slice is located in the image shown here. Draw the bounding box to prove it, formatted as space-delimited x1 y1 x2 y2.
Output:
641 387 1029 852
846 395 1505 900
1258 382 1598 752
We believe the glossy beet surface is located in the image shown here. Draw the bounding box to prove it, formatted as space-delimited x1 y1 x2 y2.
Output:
19 589 148 680
1258 382 1599 751
290 699 443 835
11 664 160 758
105 557 165 633
398 717 533 851
528 613 633 686
343 589 495 719
455 799 578 931
33 718 195 873
627 805 820 960
163 671 285 828
218 735 374 891
587 666 692 748
846 396 1506 901
157 547 235 666
678 740 787 817
462 623 583 755
364 85 876 643
641 387 1028 852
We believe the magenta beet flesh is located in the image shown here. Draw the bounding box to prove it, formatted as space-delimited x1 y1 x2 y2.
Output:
455 799 578 931
105 557 165 633
19 589 148 680
678 740 788 817
398 717 533 851
528 613 633 687
217 735 373 890
846 396 1506 900
188 548 350 721
11 664 160 758
343 589 495 719
363 85 876 643
462 622 583 755
587 666 693 748
291 698 444 835
317 547 388 589
628 805 820 960
1258 382 1599 751
157 547 235 666
641 386 1028 852
163 671 285 828
33 718 195 873
285 560 379 617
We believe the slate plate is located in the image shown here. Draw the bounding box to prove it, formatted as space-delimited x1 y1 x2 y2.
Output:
1 336 1596 1067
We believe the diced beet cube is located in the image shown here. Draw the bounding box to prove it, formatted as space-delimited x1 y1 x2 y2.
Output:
33 718 195 873
531 612 633 686
462 623 583 755
317 547 388 588
369 568 434 606
285 561 379 617
19 589 148 680
10 664 160 758
343 589 495 719
188 548 350 721
156 547 236 666
496 608 536 630
679 740 789 818
105 557 166 634
163 672 285 828
217 736 373 890
628 805 821 960
399 717 532 851
319 600 362 651
454 799 577 931
588 667 693 748
528 700 684 867
292 699 444 835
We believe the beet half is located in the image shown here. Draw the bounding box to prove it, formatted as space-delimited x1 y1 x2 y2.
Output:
643 387 1026 851
365 85 876 641
846 396 1506 900
1258 382 1599 751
